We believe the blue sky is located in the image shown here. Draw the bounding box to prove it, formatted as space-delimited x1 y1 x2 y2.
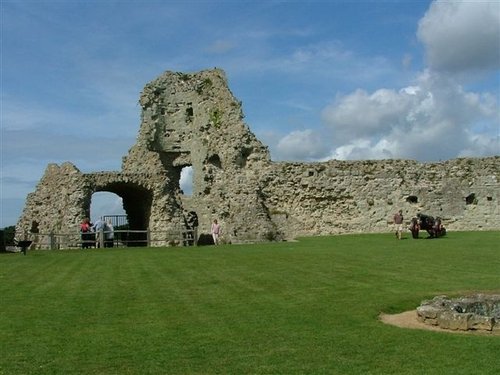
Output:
1 0 499 228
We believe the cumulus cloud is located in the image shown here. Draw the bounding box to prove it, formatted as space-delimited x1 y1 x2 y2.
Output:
275 1 500 162
459 138 498 158
417 0 500 72
325 139 394 161
320 88 413 145
276 129 330 161
275 71 499 162
319 70 499 161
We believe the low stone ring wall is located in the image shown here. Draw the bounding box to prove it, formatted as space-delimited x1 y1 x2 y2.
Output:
417 294 500 332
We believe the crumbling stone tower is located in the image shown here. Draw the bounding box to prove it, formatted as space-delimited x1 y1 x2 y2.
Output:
16 68 500 248
121 68 280 242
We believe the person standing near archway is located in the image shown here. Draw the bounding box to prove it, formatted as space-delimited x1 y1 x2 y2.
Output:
80 217 91 248
92 217 106 248
105 220 114 248
211 219 221 245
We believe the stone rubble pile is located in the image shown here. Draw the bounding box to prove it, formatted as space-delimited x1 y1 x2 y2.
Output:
417 294 500 332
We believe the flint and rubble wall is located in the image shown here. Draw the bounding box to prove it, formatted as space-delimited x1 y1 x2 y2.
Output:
15 69 500 245
261 158 499 239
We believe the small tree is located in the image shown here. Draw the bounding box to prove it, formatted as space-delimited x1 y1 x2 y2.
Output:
2 226 16 245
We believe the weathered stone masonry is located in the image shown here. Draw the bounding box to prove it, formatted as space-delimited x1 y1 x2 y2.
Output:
16 69 500 247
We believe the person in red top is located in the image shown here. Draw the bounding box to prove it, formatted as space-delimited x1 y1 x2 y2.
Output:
80 217 90 233
80 217 92 248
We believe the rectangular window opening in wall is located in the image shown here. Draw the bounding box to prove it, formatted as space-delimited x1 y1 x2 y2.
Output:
180 166 193 196
487 196 492 201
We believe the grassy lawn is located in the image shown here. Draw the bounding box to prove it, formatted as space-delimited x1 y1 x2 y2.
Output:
1 231 499 374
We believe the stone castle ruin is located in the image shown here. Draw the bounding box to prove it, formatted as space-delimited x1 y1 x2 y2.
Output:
16 69 499 247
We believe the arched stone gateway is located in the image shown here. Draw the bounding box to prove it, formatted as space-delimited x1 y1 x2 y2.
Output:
15 165 176 248
16 69 500 248
89 173 155 232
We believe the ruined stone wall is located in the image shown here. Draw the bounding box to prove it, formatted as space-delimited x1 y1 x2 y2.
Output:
16 164 179 248
16 163 89 240
16 163 91 248
16 69 500 246
260 158 499 239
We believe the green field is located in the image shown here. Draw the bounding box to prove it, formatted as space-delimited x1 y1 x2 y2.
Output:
1 232 499 374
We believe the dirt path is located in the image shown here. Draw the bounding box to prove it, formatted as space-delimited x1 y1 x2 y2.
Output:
379 310 500 336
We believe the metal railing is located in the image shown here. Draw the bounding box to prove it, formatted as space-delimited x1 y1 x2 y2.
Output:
10 228 199 251
102 215 128 228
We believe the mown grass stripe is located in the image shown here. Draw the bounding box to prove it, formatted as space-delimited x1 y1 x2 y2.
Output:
1 231 499 374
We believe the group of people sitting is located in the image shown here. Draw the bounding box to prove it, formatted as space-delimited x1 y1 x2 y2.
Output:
394 210 446 239
395 211 446 239
409 213 446 239
80 217 114 248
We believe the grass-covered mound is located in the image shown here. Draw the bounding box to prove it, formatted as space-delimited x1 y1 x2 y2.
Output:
1 231 499 374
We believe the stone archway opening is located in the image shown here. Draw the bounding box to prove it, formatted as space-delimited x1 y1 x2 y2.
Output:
90 192 126 225
95 182 153 247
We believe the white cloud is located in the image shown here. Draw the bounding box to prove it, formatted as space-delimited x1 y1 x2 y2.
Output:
302 70 499 162
458 134 500 158
299 1 500 162
90 192 125 223
320 88 413 144
417 0 500 73
276 129 330 161
325 139 394 161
